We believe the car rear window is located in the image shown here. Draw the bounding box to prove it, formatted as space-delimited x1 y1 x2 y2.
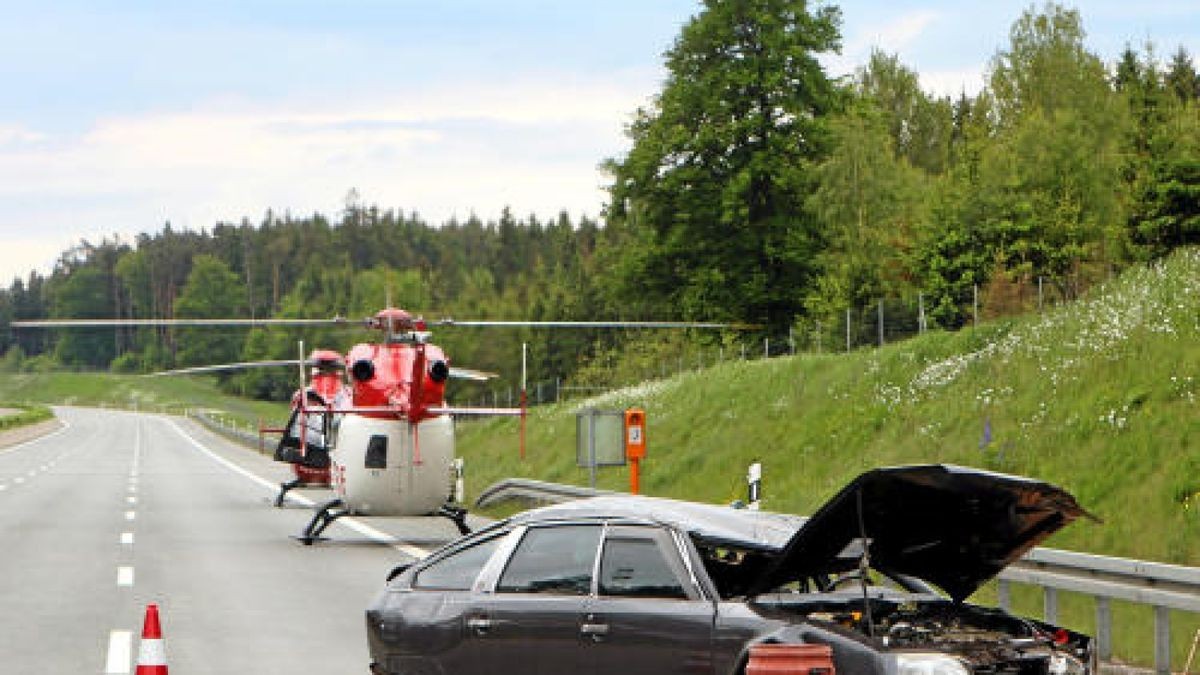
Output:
414 535 504 590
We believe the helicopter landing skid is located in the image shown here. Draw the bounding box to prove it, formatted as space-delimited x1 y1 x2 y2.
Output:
294 498 347 545
437 503 471 535
274 478 303 507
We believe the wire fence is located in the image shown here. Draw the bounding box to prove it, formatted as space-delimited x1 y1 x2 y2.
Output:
462 275 1086 410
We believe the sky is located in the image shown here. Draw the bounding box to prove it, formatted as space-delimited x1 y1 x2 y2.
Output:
1 1 1197 284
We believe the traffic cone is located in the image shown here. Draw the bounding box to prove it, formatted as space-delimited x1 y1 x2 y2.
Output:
135 604 168 674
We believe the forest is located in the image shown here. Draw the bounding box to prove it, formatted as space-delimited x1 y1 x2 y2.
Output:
1 1 1197 400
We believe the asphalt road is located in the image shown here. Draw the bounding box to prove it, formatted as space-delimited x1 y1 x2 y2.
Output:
0 407 471 674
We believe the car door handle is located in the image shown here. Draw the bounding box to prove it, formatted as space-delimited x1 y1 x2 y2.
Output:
580 622 609 641
466 617 493 636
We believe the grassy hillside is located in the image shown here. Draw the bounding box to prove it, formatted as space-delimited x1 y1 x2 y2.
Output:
460 249 1199 561
458 248 1200 665
0 372 288 427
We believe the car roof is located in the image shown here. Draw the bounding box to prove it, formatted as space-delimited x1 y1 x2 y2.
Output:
507 494 805 551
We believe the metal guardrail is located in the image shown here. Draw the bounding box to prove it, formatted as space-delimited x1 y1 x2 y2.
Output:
476 479 1200 675
188 409 263 449
474 477 612 509
1001 549 1200 674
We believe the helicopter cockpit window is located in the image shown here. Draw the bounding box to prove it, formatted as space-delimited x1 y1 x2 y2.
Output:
414 536 505 591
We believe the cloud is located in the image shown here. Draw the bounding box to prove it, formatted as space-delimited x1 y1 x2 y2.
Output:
0 68 660 280
839 9 941 64
0 125 47 146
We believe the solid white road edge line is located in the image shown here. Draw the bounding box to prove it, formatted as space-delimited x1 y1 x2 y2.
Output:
105 629 132 674
162 417 430 560
0 417 71 456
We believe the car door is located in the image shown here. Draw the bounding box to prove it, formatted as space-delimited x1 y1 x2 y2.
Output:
468 523 603 675
584 525 717 675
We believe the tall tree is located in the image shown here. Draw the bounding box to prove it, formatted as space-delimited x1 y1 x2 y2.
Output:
806 104 925 316
604 0 843 331
174 255 246 367
1166 46 1199 103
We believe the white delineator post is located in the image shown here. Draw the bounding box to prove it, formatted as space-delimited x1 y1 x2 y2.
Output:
747 462 762 511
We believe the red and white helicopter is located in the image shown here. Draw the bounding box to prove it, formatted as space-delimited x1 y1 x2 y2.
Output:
15 308 750 542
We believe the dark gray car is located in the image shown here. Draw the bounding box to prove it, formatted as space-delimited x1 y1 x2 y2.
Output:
366 464 1097 674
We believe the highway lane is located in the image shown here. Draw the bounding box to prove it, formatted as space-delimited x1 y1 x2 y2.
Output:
0 407 470 674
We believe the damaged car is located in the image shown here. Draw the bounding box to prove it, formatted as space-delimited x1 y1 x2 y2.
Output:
366 464 1097 674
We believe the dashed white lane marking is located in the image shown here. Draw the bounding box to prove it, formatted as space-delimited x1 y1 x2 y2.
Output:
14 477 24 484
116 566 134 587
27 470 36 477
0 484 6 491
125 511 136 521
126 496 137 505
127 485 136 493
105 630 132 674
120 532 134 545
164 418 430 560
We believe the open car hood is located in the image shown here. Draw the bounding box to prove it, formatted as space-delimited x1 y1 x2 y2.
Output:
749 465 1094 602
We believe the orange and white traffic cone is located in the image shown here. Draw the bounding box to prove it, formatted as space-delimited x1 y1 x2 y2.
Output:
135 603 168 674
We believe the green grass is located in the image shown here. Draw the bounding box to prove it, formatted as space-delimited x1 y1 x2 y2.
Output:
0 372 288 428
457 248 1200 667
0 403 53 430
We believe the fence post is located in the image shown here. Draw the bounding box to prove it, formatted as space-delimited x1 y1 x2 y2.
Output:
1044 587 1059 624
918 293 926 333
789 327 795 356
877 299 885 346
1155 605 1171 675
764 338 769 359
815 321 822 354
1038 276 1044 310
973 284 979 327
997 579 1011 611
846 308 851 352
1095 596 1113 661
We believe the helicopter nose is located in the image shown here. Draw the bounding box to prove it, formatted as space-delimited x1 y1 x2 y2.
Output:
429 360 449 383
350 359 376 382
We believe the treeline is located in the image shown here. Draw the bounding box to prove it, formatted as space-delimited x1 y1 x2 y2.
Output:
603 1 1200 334
1 1 1198 397
0 207 610 398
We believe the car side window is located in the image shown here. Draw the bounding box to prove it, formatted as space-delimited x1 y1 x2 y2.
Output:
599 527 690 599
414 535 504 590
496 524 601 595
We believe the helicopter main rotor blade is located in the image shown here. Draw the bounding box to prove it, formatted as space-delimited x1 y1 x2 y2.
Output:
448 367 498 382
432 320 760 330
147 359 318 376
11 317 354 329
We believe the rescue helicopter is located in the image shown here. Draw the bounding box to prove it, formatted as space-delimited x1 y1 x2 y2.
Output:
14 308 749 543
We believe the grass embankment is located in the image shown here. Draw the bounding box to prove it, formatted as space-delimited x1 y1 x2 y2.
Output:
458 248 1200 666
0 404 53 431
0 372 288 429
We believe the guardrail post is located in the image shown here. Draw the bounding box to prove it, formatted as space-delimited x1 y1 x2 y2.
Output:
1154 605 1171 675
1095 596 1112 661
998 579 1011 611
1043 587 1058 624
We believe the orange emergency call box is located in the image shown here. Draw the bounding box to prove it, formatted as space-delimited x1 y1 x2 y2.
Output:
624 408 646 460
